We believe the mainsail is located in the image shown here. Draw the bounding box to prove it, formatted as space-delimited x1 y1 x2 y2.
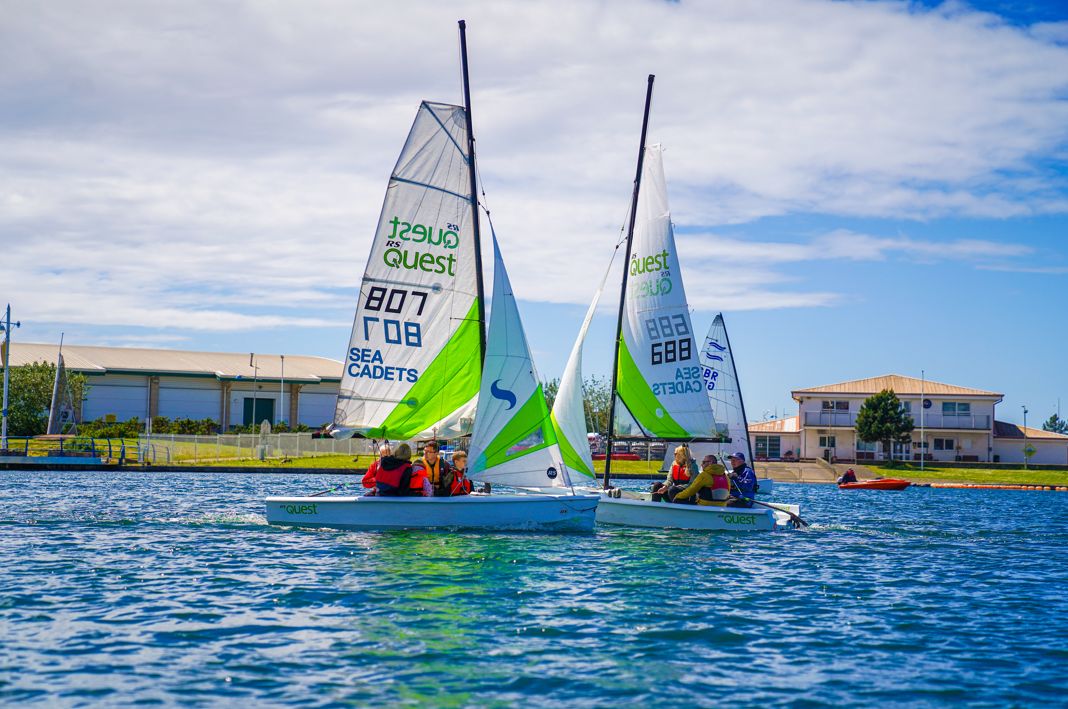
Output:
333 101 481 440
700 313 753 461
614 146 716 440
468 231 571 490
46 349 77 436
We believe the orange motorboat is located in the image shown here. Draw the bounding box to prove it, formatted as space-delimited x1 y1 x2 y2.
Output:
838 478 911 491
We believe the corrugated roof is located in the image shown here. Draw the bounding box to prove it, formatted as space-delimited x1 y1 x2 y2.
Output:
993 420 1068 440
793 374 1001 398
749 415 800 433
3 343 342 383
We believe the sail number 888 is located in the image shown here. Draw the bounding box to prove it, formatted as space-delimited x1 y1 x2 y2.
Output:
646 315 693 365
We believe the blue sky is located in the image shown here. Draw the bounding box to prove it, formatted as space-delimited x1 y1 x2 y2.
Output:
1 0 1066 426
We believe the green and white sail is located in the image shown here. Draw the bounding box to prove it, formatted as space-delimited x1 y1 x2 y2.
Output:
614 145 716 439
468 231 571 490
333 101 481 440
550 253 618 478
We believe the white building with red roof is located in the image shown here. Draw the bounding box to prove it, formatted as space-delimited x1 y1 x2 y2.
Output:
748 374 1067 465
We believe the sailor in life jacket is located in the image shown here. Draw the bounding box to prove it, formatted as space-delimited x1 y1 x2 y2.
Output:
652 445 699 501
671 454 730 506
375 442 415 496
362 443 391 491
443 450 473 496
413 440 450 496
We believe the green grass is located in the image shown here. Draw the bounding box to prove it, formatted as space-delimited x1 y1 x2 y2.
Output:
866 462 1068 486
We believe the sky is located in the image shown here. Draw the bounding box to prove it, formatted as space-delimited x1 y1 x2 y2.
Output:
1 0 1066 426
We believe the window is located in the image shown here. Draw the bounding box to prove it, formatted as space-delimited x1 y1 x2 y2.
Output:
755 436 781 459
942 402 971 416
901 401 911 413
819 435 837 448
856 440 877 452
914 441 928 449
821 400 849 412
934 438 955 451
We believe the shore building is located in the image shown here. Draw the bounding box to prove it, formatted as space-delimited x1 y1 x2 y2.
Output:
4 343 342 431
748 374 1068 465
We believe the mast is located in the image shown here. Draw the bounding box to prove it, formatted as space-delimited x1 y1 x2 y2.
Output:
719 315 753 463
604 74 654 490
458 19 487 366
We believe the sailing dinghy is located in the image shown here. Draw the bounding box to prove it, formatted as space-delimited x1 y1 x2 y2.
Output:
658 314 772 494
266 21 597 531
559 76 797 530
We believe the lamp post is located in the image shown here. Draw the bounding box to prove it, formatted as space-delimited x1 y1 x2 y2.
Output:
279 354 285 427
249 353 258 428
1 304 21 450
1022 405 1029 470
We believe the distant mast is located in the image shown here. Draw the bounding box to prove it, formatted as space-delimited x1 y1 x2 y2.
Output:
604 74 655 490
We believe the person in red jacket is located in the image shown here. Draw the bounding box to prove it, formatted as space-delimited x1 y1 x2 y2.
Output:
362 443 391 491
375 443 415 496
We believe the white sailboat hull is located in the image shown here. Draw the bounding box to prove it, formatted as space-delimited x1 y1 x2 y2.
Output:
595 495 782 531
265 493 600 531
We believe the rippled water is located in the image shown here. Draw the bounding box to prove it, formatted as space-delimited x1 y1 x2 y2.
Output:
2 471 1066 706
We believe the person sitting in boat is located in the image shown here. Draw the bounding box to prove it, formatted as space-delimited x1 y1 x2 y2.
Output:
362 443 391 491
414 440 451 496
443 450 473 496
726 451 757 508
652 445 699 502
838 468 858 484
375 443 416 496
671 454 731 506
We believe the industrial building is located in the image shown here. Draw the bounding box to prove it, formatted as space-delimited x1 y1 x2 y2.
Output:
5 343 342 430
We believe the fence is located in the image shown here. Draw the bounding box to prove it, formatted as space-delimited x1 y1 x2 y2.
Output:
138 433 388 464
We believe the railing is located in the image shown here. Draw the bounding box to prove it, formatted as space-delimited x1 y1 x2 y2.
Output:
804 412 856 427
803 411 991 430
139 433 385 464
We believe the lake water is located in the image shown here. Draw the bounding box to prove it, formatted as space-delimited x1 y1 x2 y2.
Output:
2 471 1066 706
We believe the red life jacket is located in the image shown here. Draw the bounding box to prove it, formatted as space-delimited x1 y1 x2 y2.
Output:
671 463 691 484
376 457 413 496
408 467 429 496
448 469 472 496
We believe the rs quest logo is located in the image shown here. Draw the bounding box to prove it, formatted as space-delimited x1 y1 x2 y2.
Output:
382 216 460 275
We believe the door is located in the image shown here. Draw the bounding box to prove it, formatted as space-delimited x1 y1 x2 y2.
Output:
243 398 275 426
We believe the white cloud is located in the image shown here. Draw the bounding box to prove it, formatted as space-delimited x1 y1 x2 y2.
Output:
0 0 1066 335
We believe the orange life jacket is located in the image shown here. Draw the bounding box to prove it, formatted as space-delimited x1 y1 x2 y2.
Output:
419 456 443 485
671 463 691 484
376 458 413 496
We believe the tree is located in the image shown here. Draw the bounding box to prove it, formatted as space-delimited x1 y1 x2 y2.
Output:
1043 413 1068 435
541 374 613 434
2 361 89 437
543 378 559 411
855 389 915 462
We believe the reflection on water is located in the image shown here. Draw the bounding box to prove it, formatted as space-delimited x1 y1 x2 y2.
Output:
0 470 1066 705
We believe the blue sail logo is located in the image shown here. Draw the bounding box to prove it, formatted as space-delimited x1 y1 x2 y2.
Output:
490 379 517 410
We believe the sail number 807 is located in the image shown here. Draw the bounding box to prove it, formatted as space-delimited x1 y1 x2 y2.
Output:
362 286 427 348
